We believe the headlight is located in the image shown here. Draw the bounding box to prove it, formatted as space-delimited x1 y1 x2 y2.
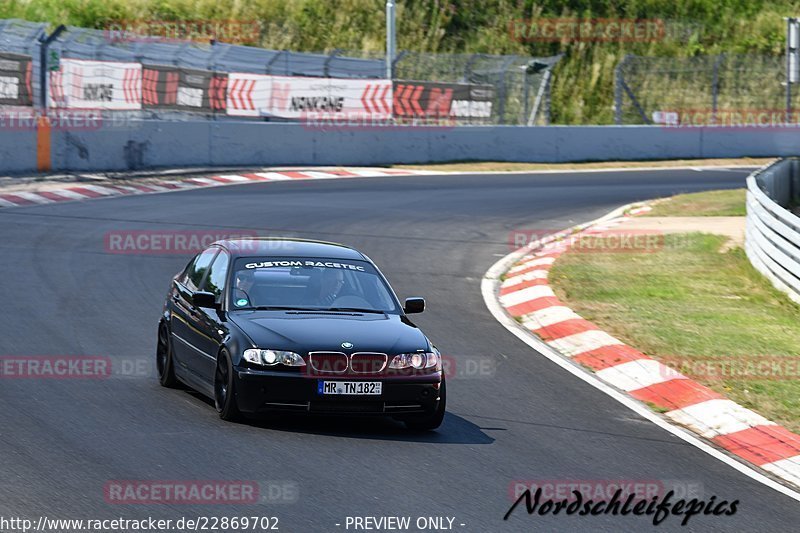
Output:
389 349 440 370
243 349 305 367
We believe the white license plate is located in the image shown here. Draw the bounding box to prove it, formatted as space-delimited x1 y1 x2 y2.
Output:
317 380 382 395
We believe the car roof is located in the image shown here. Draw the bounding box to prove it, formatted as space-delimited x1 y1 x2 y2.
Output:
214 237 367 260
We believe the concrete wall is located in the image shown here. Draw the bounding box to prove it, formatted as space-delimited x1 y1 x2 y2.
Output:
6 120 800 173
0 128 37 173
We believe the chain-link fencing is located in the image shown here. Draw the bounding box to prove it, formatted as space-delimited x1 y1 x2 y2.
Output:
0 18 561 126
615 54 799 126
343 50 562 125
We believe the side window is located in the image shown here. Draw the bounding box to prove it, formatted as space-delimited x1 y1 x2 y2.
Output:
178 256 196 286
204 250 230 299
185 248 218 292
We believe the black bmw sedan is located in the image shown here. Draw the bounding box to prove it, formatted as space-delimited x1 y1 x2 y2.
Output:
157 238 445 430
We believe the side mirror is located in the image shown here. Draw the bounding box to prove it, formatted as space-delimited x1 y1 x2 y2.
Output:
403 297 425 314
192 291 217 308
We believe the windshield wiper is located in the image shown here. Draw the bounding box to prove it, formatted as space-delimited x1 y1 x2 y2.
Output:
236 305 388 314
239 305 323 311
325 307 387 314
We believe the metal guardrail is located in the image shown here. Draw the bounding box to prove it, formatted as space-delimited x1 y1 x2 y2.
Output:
745 158 800 303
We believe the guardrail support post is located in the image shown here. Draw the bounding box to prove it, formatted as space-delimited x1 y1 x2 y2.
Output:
786 18 799 123
36 24 65 173
614 55 630 125
38 24 66 113
711 54 723 125
324 49 341 78
386 0 396 79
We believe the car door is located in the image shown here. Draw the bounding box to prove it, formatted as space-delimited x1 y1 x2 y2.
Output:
169 247 218 385
189 248 231 386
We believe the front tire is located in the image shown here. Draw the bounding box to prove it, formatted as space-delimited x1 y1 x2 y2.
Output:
214 349 241 421
405 377 446 431
156 322 179 388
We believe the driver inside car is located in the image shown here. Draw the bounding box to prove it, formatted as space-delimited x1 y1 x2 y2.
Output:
232 269 256 306
318 268 346 306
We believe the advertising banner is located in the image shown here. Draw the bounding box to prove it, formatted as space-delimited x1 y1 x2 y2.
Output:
0 52 33 106
393 80 494 122
226 74 392 120
142 64 214 112
49 59 141 110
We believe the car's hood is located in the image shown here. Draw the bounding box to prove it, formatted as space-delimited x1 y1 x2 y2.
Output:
229 311 429 354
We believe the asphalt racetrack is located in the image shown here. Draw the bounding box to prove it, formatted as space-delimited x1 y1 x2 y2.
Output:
1 167 796 531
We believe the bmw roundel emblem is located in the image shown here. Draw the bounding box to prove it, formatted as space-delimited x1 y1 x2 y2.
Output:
341 342 354 349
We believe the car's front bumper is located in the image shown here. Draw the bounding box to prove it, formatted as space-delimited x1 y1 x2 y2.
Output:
234 366 443 416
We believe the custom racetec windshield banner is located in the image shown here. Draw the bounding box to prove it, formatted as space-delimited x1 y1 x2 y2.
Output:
49 58 141 110
226 73 392 120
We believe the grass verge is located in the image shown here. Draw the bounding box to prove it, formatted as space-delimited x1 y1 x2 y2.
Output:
644 189 747 217
393 158 772 174
550 232 800 433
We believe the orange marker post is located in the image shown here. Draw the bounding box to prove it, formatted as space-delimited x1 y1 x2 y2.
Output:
36 114 52 172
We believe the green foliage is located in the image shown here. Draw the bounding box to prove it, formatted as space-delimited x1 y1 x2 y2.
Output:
1 0 796 123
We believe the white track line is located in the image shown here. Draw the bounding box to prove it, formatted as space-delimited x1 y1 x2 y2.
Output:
595 360 685 392
8 191 58 204
43 189 91 200
0 196 21 207
547 330 623 357
498 285 555 307
763 457 800 487
521 306 582 329
666 400 777 439
443 163 768 176
250 172 295 181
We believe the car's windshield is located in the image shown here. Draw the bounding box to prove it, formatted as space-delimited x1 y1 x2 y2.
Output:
229 257 400 313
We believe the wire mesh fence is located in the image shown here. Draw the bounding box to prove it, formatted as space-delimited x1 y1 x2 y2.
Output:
340 49 562 125
395 52 562 125
0 18 561 125
615 54 798 126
